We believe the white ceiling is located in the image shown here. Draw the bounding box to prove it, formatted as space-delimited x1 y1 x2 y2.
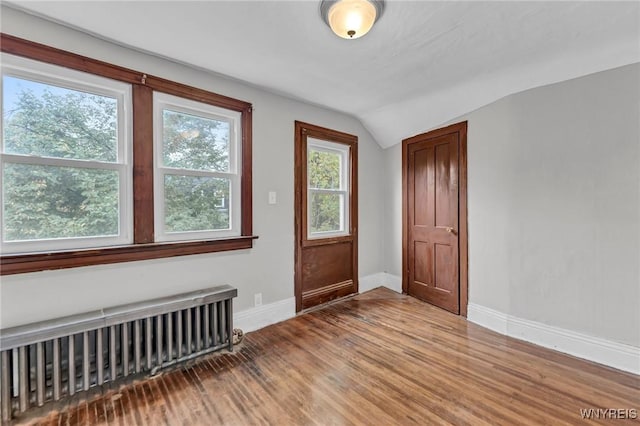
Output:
7 1 640 148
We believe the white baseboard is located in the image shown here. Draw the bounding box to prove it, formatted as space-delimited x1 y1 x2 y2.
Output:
235 273 403 334
467 303 509 335
359 272 386 293
359 272 402 294
383 273 403 293
468 303 640 375
233 297 295 333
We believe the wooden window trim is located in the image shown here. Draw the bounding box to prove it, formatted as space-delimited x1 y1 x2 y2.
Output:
296 122 358 247
0 34 256 275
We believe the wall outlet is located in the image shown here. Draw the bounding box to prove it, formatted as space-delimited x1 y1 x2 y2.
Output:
268 191 277 205
254 293 262 307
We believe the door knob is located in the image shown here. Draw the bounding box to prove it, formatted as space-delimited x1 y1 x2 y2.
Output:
436 226 456 235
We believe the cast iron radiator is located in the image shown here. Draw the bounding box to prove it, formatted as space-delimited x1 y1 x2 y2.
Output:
0 285 237 422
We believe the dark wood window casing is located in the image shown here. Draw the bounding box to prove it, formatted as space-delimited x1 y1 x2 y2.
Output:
0 34 256 275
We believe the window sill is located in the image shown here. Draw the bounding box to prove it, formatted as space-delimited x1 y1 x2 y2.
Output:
302 235 353 248
0 236 258 275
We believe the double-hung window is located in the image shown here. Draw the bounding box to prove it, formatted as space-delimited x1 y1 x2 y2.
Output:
307 138 350 238
0 34 254 274
1 54 131 254
153 93 241 241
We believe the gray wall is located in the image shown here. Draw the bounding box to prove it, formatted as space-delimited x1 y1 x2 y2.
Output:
2 7 638 350
0 7 386 328
384 63 640 347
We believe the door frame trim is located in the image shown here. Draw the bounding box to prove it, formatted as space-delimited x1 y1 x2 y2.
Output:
294 121 359 312
402 121 468 316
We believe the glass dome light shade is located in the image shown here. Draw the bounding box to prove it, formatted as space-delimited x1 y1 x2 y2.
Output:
327 0 378 39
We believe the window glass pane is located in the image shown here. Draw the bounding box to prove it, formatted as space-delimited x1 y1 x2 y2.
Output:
2 76 118 162
162 109 230 172
2 163 119 241
308 148 341 190
309 192 344 234
164 175 230 232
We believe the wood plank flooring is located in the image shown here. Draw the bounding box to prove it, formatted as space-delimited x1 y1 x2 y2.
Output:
16 288 639 425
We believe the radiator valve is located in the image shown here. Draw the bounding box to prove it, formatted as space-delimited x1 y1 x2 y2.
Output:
232 328 244 345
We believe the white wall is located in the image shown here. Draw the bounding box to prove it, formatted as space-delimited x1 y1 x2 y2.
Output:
384 63 640 348
0 7 386 328
383 143 403 278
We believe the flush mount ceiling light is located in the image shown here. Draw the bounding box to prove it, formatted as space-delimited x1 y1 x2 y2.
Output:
320 0 385 40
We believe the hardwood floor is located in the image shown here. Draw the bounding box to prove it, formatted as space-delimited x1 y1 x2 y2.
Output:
17 288 639 425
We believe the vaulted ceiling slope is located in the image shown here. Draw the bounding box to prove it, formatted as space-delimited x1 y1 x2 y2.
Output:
7 1 640 148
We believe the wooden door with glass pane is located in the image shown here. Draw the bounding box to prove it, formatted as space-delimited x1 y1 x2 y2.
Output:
294 121 358 312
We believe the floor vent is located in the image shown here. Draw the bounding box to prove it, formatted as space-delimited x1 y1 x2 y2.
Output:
0 285 237 422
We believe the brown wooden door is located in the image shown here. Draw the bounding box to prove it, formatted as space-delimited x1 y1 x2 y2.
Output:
294 121 358 312
403 122 468 314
